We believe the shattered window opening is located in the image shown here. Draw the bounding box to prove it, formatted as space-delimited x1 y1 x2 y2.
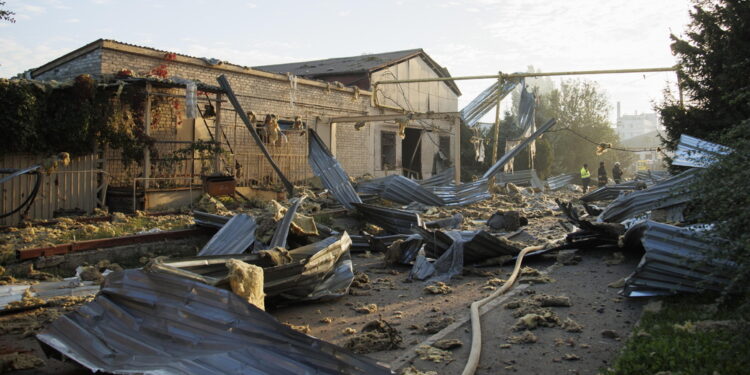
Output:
439 135 451 160
381 131 397 170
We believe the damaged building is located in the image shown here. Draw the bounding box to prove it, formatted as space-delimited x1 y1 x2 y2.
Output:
2 35 734 375
12 40 461 217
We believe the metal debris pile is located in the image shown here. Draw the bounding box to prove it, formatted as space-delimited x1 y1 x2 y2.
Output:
553 135 736 298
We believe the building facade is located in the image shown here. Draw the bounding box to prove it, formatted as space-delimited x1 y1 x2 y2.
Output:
30 40 460 192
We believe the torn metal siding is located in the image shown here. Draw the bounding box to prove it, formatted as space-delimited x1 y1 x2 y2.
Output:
635 170 670 183
427 179 491 206
672 134 731 168
267 196 303 249
483 118 557 179
598 168 700 223
622 221 736 297
460 79 519 127
580 181 641 202
413 227 520 264
419 167 454 187
197 214 257 256
147 234 355 301
496 169 544 189
308 129 363 210
193 211 231 229
545 173 576 191
353 203 423 234
37 268 390 375
381 175 444 206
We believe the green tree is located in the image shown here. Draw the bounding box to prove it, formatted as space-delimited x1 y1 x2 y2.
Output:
657 0 750 151
1 1 15 23
659 0 750 309
539 79 634 176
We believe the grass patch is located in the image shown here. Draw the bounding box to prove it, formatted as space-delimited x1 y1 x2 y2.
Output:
607 294 750 375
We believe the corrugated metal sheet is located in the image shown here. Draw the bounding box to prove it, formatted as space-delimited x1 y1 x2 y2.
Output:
1 154 102 226
150 233 355 301
197 213 257 256
580 181 642 202
546 173 576 191
308 129 362 210
353 203 423 235
483 118 557 179
414 227 520 264
427 179 491 206
635 170 670 183
267 197 304 249
356 168 453 197
37 267 390 375
419 167 454 187
193 211 230 229
672 134 731 168
460 79 519 127
496 169 544 189
381 175 444 206
622 221 736 297
598 168 700 223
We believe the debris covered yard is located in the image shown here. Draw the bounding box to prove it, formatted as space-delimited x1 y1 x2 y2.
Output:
1 179 650 375
2 8 749 372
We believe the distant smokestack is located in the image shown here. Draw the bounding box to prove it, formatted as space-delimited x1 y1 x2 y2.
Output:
617 102 621 122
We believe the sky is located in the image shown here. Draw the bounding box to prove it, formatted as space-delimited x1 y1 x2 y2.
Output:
0 0 693 123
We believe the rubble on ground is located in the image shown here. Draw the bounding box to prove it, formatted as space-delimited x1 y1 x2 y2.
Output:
344 319 402 354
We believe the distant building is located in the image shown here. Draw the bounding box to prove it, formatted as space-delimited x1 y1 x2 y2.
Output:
616 102 659 141
621 130 666 171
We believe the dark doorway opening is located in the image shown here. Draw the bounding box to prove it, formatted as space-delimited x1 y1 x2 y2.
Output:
402 128 422 179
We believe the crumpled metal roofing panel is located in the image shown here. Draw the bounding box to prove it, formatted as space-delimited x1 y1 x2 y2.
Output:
483 118 557 179
634 170 670 183
460 79 519 127
149 234 355 302
193 211 230 229
197 213 256 256
496 169 544 189
580 181 642 202
419 167 454 187
37 268 390 375
381 175 444 206
622 221 736 297
308 129 362 210
267 196 304 249
427 179 491 206
413 227 520 264
598 168 700 223
672 134 731 168
546 173 576 191
353 203 423 234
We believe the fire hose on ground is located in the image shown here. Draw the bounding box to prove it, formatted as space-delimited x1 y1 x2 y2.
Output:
461 244 547 375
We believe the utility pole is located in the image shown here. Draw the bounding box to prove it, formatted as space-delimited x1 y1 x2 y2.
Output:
489 74 503 188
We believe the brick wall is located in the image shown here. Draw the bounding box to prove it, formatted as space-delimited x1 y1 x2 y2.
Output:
31 42 461 183
97 47 381 184
34 49 102 81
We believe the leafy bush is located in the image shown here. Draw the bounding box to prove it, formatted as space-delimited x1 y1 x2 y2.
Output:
687 122 750 310
0 76 150 162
